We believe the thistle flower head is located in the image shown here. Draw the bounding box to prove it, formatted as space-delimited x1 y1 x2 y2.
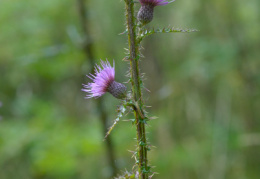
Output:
82 60 127 99
137 0 175 25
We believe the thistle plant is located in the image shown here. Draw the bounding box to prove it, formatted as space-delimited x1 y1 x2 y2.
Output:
83 0 196 178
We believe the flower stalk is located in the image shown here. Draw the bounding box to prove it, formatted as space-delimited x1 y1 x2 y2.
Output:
125 0 148 178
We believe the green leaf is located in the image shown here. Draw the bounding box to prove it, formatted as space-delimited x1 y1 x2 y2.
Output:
104 102 127 140
138 27 198 42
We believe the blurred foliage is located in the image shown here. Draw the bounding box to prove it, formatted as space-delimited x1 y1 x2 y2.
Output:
0 0 260 179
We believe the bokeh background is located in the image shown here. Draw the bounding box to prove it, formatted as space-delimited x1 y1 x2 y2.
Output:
0 0 259 178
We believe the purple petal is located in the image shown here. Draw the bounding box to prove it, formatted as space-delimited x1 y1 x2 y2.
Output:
82 60 115 98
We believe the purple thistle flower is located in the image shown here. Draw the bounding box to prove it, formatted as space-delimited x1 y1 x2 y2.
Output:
137 0 175 24
82 60 127 99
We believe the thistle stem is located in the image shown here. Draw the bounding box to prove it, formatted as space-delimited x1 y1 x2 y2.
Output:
77 0 117 176
125 0 148 178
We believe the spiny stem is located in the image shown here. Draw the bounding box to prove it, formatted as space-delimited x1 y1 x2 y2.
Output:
125 0 148 178
76 0 118 176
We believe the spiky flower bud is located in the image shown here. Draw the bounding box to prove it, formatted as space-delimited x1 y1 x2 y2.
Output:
137 0 175 25
107 81 127 99
137 4 154 25
82 60 127 100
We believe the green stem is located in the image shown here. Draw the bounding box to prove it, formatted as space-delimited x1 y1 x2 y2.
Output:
125 1 148 178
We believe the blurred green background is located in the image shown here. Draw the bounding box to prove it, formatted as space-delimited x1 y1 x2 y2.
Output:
0 0 260 178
